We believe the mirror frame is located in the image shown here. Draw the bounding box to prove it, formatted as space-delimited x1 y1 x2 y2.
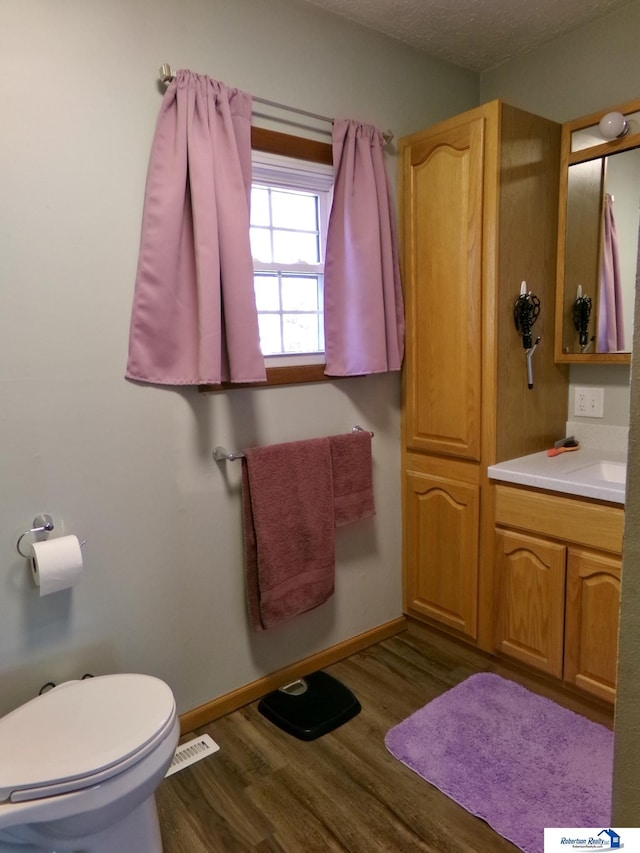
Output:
555 96 640 364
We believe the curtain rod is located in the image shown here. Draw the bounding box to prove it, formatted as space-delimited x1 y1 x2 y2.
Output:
158 64 394 144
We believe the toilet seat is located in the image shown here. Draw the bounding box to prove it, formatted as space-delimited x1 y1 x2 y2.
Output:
0 674 176 804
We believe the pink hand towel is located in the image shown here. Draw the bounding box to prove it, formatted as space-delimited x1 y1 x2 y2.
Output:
241 439 335 630
329 431 376 527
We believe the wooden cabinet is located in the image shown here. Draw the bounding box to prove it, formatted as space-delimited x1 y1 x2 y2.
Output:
400 100 569 649
495 529 566 677
404 469 479 638
564 548 621 703
494 484 623 702
402 116 483 462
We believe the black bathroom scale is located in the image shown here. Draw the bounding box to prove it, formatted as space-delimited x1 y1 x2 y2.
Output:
258 670 361 740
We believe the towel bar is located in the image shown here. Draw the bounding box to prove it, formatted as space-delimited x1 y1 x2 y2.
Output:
213 447 246 462
212 425 373 462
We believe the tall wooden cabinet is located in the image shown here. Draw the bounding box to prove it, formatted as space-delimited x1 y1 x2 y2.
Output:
400 100 569 651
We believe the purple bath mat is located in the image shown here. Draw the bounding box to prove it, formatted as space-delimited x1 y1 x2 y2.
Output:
385 673 613 853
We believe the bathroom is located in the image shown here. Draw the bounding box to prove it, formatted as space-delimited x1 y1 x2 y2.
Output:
2 0 640 842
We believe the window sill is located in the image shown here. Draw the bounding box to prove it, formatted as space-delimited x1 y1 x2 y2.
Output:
198 363 333 392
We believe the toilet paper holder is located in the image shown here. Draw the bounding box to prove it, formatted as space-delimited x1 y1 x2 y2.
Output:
16 515 55 558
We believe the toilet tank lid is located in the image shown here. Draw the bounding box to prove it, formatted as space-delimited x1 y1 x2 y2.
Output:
0 673 176 802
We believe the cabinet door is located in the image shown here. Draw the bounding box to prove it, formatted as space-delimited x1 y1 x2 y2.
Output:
495 530 566 677
402 116 484 460
564 548 621 703
404 470 479 639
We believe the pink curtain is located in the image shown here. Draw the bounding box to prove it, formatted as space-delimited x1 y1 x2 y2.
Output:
324 119 405 376
597 193 625 353
126 70 266 385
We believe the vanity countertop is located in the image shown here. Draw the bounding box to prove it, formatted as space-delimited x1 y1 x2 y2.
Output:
488 446 627 505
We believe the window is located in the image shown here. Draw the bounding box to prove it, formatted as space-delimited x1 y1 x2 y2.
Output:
250 151 333 366
199 128 334 390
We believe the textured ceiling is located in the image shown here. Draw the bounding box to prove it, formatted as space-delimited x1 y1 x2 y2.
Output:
299 0 632 71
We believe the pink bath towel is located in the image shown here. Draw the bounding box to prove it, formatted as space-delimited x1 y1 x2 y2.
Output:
329 431 376 527
241 439 335 630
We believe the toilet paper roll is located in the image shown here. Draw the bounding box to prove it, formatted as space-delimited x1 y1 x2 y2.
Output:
31 535 83 596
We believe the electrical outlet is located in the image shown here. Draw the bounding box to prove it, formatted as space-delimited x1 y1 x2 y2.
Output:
574 386 604 418
574 388 587 416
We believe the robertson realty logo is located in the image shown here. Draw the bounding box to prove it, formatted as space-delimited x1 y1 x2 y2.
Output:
544 827 640 851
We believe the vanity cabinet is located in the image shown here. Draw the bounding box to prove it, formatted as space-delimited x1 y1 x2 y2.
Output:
494 484 623 702
495 529 566 677
564 548 621 703
400 100 569 650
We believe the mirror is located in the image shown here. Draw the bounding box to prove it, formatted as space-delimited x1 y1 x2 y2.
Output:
555 98 640 363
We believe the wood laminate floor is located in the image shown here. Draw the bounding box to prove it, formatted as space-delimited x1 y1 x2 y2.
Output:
156 622 613 853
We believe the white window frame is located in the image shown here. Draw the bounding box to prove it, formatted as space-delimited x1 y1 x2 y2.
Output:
251 150 333 367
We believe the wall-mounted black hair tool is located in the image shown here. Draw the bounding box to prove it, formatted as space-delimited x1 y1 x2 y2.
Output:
573 285 594 352
514 281 540 349
514 282 541 389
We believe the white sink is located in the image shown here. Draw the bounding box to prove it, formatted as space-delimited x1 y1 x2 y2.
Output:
567 460 627 485
488 448 627 504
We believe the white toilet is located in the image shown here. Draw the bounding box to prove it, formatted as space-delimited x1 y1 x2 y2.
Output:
0 673 179 853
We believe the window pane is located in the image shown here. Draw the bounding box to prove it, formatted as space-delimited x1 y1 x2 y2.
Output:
273 230 319 264
283 314 321 353
254 275 280 311
281 276 319 310
250 187 270 226
258 314 282 355
250 154 331 360
271 190 318 231
250 227 272 263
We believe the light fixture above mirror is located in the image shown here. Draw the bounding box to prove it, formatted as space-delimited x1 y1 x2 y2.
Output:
555 96 640 364
599 111 630 141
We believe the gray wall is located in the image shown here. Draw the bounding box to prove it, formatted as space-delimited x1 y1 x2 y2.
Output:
481 2 640 121
481 0 640 822
0 0 476 718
